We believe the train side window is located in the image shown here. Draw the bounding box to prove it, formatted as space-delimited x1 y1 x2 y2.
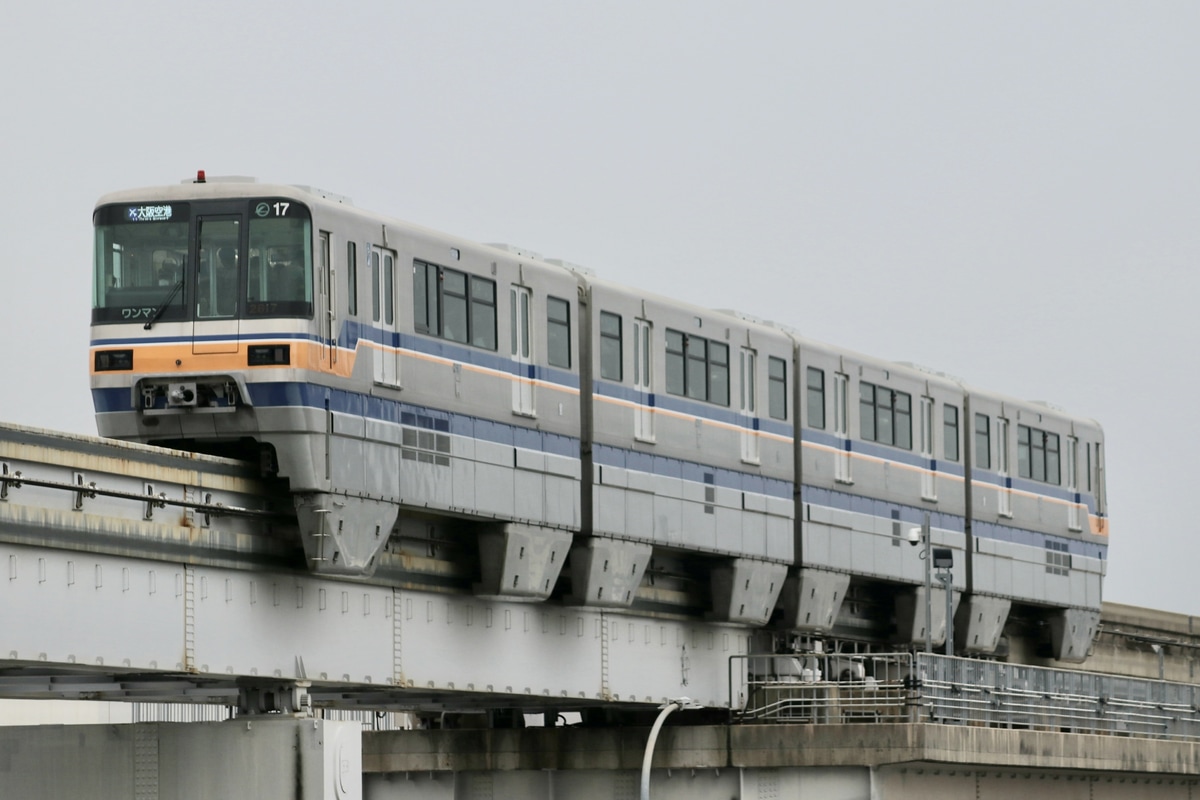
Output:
547 296 571 368
686 335 708 401
346 242 358 317
413 261 438 336
666 330 686 395
769 357 788 421
974 413 991 470
441 268 469 343
860 381 911 449
413 260 496 351
1018 424 1061 485
895 392 912 449
665 328 728 406
470 277 496 350
1017 425 1030 479
709 341 729 406
600 311 622 381
804 366 823 427
943 405 960 462
860 383 876 441
413 263 426 330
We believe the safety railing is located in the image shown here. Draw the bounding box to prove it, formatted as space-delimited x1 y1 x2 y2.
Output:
731 652 1200 741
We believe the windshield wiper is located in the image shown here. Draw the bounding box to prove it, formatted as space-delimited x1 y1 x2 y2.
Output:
144 279 184 330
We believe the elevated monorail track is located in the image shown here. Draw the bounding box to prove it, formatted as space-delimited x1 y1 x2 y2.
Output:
0 422 758 715
0 421 1177 722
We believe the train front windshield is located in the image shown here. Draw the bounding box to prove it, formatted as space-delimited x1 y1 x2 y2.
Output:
92 199 313 325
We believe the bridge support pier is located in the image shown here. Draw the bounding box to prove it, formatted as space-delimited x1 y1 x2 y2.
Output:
0 717 361 800
362 724 1200 799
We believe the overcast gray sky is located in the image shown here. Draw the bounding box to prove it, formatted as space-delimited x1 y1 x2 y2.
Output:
1 2 1195 614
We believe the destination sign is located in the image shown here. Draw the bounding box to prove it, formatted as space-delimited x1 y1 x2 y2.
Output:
127 205 174 222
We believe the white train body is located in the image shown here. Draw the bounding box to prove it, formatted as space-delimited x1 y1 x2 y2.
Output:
90 176 1107 660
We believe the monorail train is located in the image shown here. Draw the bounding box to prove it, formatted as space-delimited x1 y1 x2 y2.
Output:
89 174 1108 662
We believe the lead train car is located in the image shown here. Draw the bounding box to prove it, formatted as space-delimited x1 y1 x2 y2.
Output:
89 176 1107 660
91 177 582 598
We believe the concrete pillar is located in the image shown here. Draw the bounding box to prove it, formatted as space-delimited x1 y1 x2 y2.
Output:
0 717 361 800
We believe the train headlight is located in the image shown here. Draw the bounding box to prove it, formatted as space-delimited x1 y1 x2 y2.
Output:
94 349 133 371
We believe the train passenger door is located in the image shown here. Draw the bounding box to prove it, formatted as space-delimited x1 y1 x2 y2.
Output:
996 417 1012 516
318 232 335 368
372 246 399 386
633 318 654 441
740 347 759 463
920 396 936 500
511 285 534 416
1066 436 1081 530
192 215 241 354
834 372 851 482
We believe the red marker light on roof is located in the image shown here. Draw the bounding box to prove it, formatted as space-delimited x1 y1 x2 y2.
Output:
196 170 207 184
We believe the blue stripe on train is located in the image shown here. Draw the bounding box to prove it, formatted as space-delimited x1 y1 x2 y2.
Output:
93 380 1106 559
593 380 794 438
802 427 967 478
94 383 789 497
801 484 1106 560
592 443 792 500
